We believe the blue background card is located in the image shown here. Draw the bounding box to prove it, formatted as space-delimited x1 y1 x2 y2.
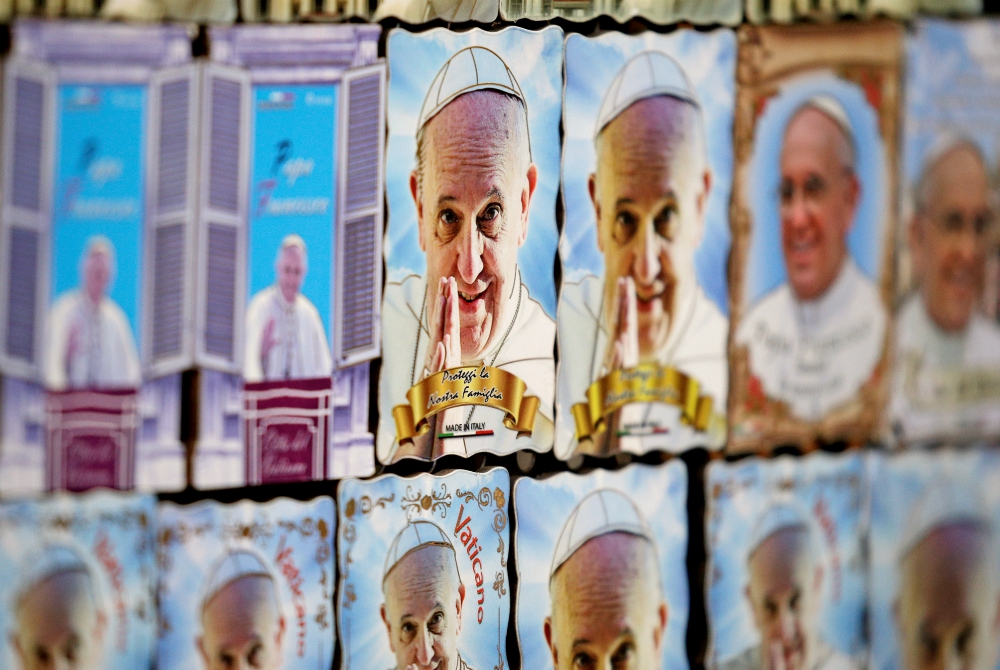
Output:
742 75 888 306
51 83 146 346
384 26 562 318
247 83 338 338
514 462 690 670
706 453 867 666
0 492 157 670
338 468 511 670
157 497 336 670
868 450 1000 670
561 29 736 316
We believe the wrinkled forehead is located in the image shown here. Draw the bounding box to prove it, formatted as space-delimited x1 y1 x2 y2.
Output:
552 533 658 604
748 526 815 586
422 91 527 170
278 244 305 265
203 575 281 630
924 145 990 201
598 96 697 160
781 106 853 170
384 545 460 609
17 570 97 624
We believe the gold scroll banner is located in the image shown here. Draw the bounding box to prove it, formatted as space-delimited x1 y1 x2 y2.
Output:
571 363 714 440
393 365 540 443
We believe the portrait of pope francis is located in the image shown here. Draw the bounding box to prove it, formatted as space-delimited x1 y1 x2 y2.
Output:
735 94 887 422
378 45 556 464
244 234 332 383
556 50 728 460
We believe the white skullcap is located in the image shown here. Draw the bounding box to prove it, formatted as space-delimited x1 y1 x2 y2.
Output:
549 489 653 581
747 503 814 561
382 520 459 589
595 51 700 140
416 46 527 135
920 132 986 180
280 233 307 254
201 548 276 612
898 478 989 564
793 95 854 151
16 544 92 607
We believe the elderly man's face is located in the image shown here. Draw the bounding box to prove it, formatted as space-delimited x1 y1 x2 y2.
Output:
12 571 105 670
779 107 859 302
82 250 111 305
592 97 710 361
276 246 306 304
545 532 667 670
746 527 820 670
897 524 997 670
198 576 285 670
912 146 994 333
381 545 465 670
412 91 537 362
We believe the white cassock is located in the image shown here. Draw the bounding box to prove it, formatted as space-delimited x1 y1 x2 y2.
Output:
43 291 141 391
890 292 1000 443
377 271 555 463
736 259 886 421
373 0 497 22
717 641 859 670
244 286 332 383
555 273 728 458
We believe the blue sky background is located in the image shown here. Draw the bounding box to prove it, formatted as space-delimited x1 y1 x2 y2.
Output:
706 453 866 665
52 83 146 347
0 493 157 670
514 462 689 670
903 19 1000 224
338 469 510 670
384 27 562 318
158 497 337 670
868 450 1000 670
743 75 888 307
562 30 735 316
247 84 338 339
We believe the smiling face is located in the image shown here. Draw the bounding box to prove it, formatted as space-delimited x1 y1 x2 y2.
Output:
82 248 112 306
746 527 821 670
276 244 306 305
911 145 994 333
198 576 285 670
592 96 709 361
381 544 465 670
545 532 667 670
12 570 105 670
897 524 997 670
779 106 859 302
411 90 537 362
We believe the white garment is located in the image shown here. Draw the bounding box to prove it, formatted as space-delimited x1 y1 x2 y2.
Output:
43 291 141 391
373 0 497 22
890 292 1000 443
717 641 858 670
377 272 555 463
243 286 332 383
736 259 886 421
555 273 728 458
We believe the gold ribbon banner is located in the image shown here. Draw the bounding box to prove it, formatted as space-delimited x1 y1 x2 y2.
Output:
571 363 714 440
393 365 540 443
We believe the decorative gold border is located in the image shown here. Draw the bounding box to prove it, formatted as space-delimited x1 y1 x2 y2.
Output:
727 22 903 455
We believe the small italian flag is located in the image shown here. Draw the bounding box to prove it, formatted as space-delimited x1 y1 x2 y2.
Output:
438 429 494 439
616 426 669 438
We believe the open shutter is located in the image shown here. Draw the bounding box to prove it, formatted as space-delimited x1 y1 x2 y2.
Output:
0 58 56 382
144 64 200 379
195 63 250 374
334 61 385 369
